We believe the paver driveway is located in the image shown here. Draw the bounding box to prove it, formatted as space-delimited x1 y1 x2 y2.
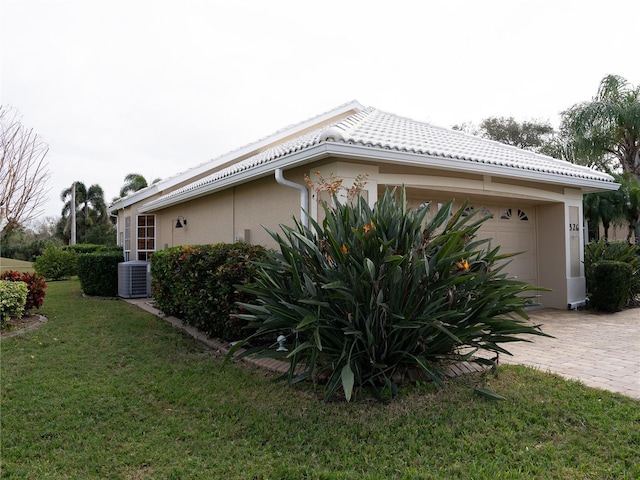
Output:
501 307 640 399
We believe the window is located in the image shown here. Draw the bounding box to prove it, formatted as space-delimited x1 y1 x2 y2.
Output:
136 215 155 261
124 216 131 261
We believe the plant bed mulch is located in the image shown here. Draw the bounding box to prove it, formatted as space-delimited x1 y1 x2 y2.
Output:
0 314 48 340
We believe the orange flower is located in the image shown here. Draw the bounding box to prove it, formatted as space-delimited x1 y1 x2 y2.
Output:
456 259 469 272
363 224 371 234
341 244 348 254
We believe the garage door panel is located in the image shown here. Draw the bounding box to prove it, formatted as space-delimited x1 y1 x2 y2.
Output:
476 204 538 286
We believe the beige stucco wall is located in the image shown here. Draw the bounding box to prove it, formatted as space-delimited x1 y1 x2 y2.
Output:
114 157 590 309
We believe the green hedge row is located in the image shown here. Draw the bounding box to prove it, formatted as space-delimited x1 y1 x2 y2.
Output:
150 243 266 341
77 251 123 297
34 244 123 281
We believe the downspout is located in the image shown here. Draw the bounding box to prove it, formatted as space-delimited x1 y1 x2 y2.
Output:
275 168 309 228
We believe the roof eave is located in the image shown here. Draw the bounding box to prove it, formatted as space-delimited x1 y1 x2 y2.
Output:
326 143 619 192
138 142 619 213
138 144 332 213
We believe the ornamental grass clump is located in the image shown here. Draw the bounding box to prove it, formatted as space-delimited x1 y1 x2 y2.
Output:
232 186 547 401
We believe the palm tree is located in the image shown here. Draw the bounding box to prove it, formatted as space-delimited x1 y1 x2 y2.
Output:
584 189 627 241
119 173 161 197
561 74 640 178
617 174 640 243
60 182 109 243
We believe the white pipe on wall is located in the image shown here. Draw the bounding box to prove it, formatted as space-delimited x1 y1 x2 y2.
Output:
275 168 309 228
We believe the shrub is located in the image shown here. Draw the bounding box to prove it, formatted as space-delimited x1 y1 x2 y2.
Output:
585 239 639 307
231 187 547 402
0 271 47 311
77 251 123 296
0 280 28 324
588 260 633 312
33 245 77 280
151 243 267 340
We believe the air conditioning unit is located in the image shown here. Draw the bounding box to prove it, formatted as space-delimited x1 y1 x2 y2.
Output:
118 261 151 298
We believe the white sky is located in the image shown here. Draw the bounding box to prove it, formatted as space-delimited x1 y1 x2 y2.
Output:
2 0 638 219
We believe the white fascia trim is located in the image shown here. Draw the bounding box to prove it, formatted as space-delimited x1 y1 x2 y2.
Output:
325 143 619 192
138 144 332 213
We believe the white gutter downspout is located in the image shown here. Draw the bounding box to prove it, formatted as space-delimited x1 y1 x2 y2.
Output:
275 168 309 228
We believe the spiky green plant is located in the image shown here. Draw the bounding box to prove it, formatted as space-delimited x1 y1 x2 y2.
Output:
231 187 547 401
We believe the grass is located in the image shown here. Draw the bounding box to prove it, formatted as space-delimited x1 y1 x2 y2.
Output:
1 280 639 479
0 257 34 274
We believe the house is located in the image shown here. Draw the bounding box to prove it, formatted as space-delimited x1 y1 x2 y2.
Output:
108 101 618 309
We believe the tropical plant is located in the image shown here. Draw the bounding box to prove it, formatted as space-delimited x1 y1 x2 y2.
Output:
583 188 628 241
119 173 161 198
561 74 640 177
230 187 547 402
59 182 113 244
617 173 640 243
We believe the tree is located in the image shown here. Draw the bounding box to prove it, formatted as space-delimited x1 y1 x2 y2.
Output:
618 174 640 243
59 182 112 244
453 117 557 155
0 106 50 237
583 188 627 241
119 173 160 197
561 74 640 178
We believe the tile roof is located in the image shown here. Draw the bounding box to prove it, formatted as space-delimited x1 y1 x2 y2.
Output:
142 105 616 210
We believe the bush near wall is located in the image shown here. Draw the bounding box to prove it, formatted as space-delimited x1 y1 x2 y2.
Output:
0 271 47 311
77 251 123 297
0 280 28 324
588 260 633 312
584 239 640 308
150 243 267 340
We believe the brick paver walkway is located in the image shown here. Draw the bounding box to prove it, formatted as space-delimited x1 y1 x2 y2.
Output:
500 307 640 399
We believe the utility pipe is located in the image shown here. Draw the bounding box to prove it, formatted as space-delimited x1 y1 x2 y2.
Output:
275 168 309 228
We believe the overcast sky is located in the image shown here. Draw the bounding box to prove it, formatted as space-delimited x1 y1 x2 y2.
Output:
2 0 638 220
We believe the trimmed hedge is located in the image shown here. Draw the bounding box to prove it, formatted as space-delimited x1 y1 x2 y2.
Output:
0 271 47 311
585 239 640 308
77 251 123 297
150 243 267 340
588 260 633 312
0 280 28 323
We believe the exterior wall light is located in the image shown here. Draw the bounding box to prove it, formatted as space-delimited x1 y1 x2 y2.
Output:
175 216 187 228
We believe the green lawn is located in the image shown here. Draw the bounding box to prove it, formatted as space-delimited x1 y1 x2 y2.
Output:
0 257 34 274
1 280 639 479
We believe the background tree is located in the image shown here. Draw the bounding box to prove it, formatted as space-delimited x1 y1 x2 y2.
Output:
119 173 160 197
453 117 557 155
583 188 627 241
0 106 50 237
561 74 640 177
59 182 114 244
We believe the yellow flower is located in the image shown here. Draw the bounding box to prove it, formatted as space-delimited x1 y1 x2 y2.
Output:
363 224 371 234
456 259 470 272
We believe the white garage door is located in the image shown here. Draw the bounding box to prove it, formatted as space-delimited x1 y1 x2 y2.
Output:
472 204 538 287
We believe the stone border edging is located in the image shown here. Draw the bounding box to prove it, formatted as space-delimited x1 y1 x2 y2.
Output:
126 298 486 381
0 315 48 340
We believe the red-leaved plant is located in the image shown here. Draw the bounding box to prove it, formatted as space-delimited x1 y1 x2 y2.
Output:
0 271 47 312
